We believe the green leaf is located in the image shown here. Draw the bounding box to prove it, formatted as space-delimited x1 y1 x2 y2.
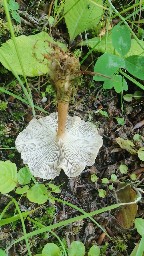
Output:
135 218 144 236
103 79 113 89
133 134 142 141
17 167 31 185
88 245 100 256
81 36 144 57
133 90 143 99
15 185 29 194
68 241 85 256
0 32 66 77
11 10 21 23
102 178 109 184
98 189 106 198
116 137 137 154
138 147 144 161
27 184 48 204
111 174 117 182
130 174 137 181
125 55 144 80
119 164 128 174
48 183 61 193
109 184 114 190
42 243 61 256
91 174 98 183
64 0 103 41
0 161 17 194
123 94 133 102
98 110 109 117
103 75 128 93
116 117 125 126
112 24 131 56
0 249 7 256
93 53 125 81
9 0 19 10
114 76 128 93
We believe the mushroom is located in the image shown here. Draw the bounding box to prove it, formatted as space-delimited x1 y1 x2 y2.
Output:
15 45 103 179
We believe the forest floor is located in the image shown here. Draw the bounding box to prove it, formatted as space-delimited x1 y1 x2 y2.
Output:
0 1 144 255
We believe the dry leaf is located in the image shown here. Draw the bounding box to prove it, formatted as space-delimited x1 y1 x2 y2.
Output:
115 184 138 229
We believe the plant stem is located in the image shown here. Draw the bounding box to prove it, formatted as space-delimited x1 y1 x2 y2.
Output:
120 70 144 90
57 101 69 139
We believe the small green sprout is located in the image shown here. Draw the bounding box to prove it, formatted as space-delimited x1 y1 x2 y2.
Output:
119 164 128 174
111 174 117 182
102 178 109 184
130 173 137 181
98 189 106 198
91 174 98 182
116 117 125 126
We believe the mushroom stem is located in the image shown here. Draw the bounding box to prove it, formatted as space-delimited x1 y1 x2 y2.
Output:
57 101 69 139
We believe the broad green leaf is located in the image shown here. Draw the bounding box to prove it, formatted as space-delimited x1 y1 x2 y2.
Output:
64 0 103 40
16 185 29 194
27 184 48 204
81 35 114 54
88 245 100 256
0 161 17 194
125 56 144 80
112 24 131 56
68 241 85 256
103 75 128 93
113 76 128 93
103 79 113 89
81 36 144 57
138 147 144 161
135 218 144 236
130 242 144 256
42 243 61 256
0 32 66 77
17 167 31 185
93 53 125 81
0 249 7 256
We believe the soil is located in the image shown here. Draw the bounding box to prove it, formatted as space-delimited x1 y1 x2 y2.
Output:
0 1 144 256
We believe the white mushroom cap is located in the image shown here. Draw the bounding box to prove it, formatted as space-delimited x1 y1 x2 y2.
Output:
15 113 103 179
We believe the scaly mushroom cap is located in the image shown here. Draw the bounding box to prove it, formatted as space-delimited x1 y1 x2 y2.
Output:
15 113 103 179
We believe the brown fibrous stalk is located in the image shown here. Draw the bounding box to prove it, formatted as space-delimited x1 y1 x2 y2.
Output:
48 44 80 139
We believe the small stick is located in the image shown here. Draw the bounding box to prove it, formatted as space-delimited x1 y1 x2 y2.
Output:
57 101 69 139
